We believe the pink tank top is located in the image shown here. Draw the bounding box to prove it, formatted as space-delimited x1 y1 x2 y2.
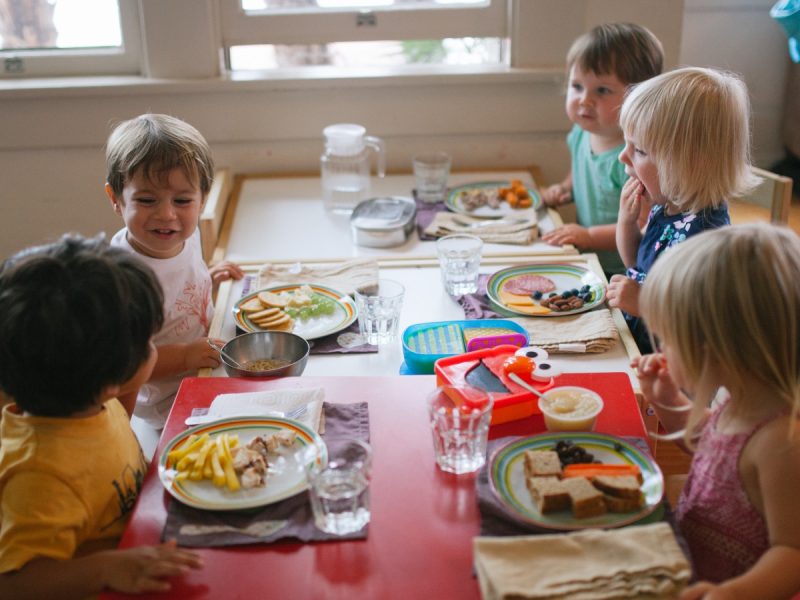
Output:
676 396 780 582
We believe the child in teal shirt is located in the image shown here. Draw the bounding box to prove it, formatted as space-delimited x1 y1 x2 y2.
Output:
541 23 663 276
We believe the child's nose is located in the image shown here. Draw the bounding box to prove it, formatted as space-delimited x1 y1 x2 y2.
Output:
155 201 176 219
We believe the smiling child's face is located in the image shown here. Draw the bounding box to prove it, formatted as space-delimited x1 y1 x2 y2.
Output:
107 167 204 259
618 134 667 205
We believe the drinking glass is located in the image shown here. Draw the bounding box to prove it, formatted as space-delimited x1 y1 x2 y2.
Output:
436 234 483 296
413 151 451 203
354 279 405 345
307 438 372 535
428 385 494 474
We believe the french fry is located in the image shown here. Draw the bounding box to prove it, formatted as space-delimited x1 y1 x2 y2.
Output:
220 434 241 492
167 433 208 463
170 432 242 492
210 450 226 487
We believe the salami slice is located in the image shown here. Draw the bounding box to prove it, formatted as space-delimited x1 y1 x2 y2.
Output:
502 274 556 295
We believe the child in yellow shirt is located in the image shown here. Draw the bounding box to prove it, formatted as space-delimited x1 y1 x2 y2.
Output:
0 234 201 598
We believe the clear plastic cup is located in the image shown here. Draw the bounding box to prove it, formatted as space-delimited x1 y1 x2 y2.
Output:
413 151 451 204
428 385 494 474
436 234 483 296
354 279 405 345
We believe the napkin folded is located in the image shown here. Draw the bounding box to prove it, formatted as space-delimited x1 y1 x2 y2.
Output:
511 311 618 354
423 211 538 245
202 387 325 432
257 258 379 296
163 402 370 547
474 522 691 600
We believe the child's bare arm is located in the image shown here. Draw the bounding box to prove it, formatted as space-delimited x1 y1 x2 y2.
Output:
149 339 220 379
630 353 693 436
616 178 645 267
541 223 618 251
0 541 203 600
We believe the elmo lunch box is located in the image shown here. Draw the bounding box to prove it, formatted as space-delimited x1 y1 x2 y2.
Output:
434 344 562 425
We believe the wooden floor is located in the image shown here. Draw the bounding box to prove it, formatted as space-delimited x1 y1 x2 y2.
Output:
652 194 800 480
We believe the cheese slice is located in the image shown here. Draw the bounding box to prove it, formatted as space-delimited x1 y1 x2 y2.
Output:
497 289 551 315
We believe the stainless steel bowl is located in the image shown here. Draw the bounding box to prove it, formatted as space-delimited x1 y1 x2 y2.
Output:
220 331 310 378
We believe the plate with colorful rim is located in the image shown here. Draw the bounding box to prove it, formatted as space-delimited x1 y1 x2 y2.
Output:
486 263 606 317
233 283 358 341
489 432 664 531
445 181 542 219
158 416 327 511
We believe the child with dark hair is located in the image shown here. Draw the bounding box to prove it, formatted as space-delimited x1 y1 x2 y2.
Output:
0 234 201 599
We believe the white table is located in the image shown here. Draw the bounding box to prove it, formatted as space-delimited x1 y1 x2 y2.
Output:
218 171 576 264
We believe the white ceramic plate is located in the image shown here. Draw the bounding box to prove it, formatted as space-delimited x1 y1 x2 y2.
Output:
234 283 357 341
489 432 664 531
158 416 326 511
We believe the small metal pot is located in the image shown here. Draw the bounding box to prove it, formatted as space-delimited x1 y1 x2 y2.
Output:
220 331 310 378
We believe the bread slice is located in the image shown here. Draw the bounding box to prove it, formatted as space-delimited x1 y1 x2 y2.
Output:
591 475 642 499
602 492 644 513
523 450 562 478
561 477 607 519
526 476 570 514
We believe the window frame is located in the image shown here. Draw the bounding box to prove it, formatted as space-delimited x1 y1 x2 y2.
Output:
218 0 508 48
0 0 141 78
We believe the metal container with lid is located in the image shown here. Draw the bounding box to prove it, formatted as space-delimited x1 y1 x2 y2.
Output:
350 196 417 248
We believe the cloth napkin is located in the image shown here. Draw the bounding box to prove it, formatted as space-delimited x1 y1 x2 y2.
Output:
163 402 369 547
198 387 325 432
423 211 538 245
257 258 379 296
473 522 691 600
458 276 618 354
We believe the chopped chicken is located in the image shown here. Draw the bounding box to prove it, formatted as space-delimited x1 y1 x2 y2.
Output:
230 447 268 489
240 467 266 489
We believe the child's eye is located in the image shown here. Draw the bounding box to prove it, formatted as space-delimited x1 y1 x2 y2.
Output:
134 197 156 205
634 147 647 156
570 82 583 92
174 198 195 206
597 87 613 95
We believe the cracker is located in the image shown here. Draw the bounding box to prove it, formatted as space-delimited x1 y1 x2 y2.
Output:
258 291 289 308
248 307 282 320
239 297 265 313
254 313 291 328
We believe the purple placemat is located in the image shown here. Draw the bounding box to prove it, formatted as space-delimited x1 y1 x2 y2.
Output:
162 402 370 547
457 274 504 319
413 192 447 241
236 275 378 355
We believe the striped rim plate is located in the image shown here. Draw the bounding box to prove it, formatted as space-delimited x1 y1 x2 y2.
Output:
445 181 541 219
158 416 326 511
489 432 664 531
233 283 357 341
486 263 606 317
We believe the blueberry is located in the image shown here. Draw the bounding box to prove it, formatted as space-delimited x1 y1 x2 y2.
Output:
549 292 558 298
532 290 543 300
561 290 573 298
570 288 579 295
580 284 590 293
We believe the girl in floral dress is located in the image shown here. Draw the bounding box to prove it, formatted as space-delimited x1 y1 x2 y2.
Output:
606 67 759 353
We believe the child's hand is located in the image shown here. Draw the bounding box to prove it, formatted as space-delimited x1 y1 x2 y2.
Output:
100 540 202 594
631 353 681 411
607 274 641 316
541 183 572 207
541 224 591 248
619 177 645 226
209 260 245 295
184 337 222 370
679 581 720 599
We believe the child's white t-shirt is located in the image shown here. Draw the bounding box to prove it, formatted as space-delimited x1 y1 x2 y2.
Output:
110 229 213 428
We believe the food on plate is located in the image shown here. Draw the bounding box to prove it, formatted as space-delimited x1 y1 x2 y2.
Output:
502 274 556 295
167 430 300 492
523 448 645 518
240 284 339 332
258 290 290 308
240 297 267 313
457 180 534 212
554 439 596 466
538 387 603 432
243 358 292 372
540 293 585 312
523 450 562 478
496 287 552 315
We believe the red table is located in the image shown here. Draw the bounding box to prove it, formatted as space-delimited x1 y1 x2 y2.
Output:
103 372 647 600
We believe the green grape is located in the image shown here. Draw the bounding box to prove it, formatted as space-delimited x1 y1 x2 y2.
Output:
299 307 312 320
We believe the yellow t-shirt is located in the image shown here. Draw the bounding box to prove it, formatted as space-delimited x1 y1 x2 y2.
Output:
0 399 147 573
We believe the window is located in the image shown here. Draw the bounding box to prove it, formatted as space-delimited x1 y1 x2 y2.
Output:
220 0 508 70
0 0 141 77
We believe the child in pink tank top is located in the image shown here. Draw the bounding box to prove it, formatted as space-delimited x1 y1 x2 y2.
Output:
633 223 800 599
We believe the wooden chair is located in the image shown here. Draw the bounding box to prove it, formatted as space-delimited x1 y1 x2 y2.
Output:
729 166 793 225
199 168 233 264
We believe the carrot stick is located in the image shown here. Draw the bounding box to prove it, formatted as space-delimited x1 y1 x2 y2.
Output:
562 463 642 482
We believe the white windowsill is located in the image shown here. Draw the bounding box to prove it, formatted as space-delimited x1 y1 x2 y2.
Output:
0 64 564 99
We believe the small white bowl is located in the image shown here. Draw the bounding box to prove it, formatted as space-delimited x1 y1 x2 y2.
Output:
538 386 604 432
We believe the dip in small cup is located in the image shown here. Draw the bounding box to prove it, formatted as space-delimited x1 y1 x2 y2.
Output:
538 386 603 432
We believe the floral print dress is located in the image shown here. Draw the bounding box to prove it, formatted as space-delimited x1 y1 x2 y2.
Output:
625 203 730 352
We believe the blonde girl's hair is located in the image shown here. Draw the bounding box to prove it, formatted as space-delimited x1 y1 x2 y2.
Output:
567 22 664 85
620 67 761 213
105 113 214 198
640 223 800 443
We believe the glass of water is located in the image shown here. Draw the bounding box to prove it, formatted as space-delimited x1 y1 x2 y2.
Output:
436 234 483 296
354 279 405 345
307 438 372 535
428 385 494 474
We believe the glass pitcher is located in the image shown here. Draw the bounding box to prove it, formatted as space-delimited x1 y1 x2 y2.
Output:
321 124 386 213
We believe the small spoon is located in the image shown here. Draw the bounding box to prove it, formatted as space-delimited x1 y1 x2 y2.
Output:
207 338 244 369
507 372 548 400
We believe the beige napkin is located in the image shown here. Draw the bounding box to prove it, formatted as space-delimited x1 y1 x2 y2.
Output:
207 388 324 432
474 522 691 600
423 211 538 245
257 259 379 296
512 309 618 353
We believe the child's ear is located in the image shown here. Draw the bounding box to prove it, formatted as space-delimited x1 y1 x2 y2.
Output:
99 383 121 402
105 182 123 215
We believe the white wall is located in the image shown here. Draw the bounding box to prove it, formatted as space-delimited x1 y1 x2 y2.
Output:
0 0 789 260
